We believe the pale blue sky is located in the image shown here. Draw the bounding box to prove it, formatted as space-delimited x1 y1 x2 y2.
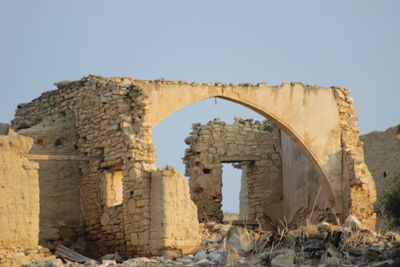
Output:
1 1 399 212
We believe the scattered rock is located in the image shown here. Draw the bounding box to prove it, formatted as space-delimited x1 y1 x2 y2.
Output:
224 226 255 256
20 222 400 266
271 253 295 267
193 250 207 262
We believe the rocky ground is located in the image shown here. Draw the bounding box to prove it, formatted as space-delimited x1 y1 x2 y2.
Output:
23 218 400 267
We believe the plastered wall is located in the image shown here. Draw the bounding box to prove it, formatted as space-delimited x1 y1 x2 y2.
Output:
0 129 39 249
18 111 82 251
150 167 201 256
281 132 335 226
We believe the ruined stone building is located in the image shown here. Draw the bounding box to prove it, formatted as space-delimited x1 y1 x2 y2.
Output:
0 75 377 260
184 118 333 228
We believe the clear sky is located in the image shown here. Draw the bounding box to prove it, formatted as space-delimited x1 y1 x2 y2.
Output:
1 1 399 212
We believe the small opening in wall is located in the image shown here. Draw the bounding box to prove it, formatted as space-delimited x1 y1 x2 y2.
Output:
105 170 123 207
54 139 63 146
203 168 211 174
383 171 387 178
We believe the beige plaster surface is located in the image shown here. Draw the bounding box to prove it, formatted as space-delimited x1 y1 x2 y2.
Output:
0 130 39 249
141 81 343 214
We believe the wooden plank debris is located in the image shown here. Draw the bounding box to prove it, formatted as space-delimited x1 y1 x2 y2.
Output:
55 244 95 263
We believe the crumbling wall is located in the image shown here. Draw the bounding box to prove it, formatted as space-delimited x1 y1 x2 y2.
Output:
18 111 82 251
150 167 201 257
0 128 39 249
12 77 138 256
333 88 377 229
12 76 198 257
8 76 378 258
184 118 282 226
0 128 56 266
185 118 336 227
361 125 400 230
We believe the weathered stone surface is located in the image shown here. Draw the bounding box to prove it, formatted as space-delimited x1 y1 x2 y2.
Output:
1 75 377 259
333 87 377 229
150 167 201 256
361 125 400 230
0 130 39 249
18 111 82 251
0 131 56 266
184 118 284 224
185 118 336 228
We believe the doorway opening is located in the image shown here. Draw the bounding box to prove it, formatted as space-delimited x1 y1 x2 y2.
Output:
221 163 241 223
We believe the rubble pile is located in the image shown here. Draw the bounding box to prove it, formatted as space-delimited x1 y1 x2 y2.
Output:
0 246 55 267
24 221 400 267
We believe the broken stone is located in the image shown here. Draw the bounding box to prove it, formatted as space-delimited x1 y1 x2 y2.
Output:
193 250 207 262
325 256 340 267
344 215 364 231
224 227 255 256
271 253 295 267
194 259 213 266
207 252 221 262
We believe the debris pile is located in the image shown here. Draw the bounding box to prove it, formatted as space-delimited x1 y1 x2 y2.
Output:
25 221 400 266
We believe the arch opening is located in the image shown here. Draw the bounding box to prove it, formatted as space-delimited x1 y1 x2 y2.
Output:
151 96 338 228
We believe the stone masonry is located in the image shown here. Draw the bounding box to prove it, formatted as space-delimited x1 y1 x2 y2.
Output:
333 88 377 229
184 118 283 226
0 127 55 266
11 76 200 258
1 75 377 258
18 111 82 251
361 125 400 230
184 118 335 228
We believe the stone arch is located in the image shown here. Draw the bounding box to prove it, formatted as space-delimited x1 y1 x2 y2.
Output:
9 76 376 258
139 81 343 216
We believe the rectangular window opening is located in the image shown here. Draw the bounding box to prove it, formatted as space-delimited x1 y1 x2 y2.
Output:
105 170 123 207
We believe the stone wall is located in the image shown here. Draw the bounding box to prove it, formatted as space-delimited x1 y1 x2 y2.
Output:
11 76 200 257
150 167 201 257
361 125 400 230
8 76 378 258
12 77 141 256
18 111 82 251
184 118 282 226
0 128 39 249
333 88 377 229
184 118 336 227
0 128 56 266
